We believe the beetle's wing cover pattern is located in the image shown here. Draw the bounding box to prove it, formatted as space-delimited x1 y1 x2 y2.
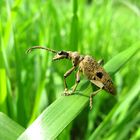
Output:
79 55 116 95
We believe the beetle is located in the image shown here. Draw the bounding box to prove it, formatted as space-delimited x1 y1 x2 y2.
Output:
27 46 116 109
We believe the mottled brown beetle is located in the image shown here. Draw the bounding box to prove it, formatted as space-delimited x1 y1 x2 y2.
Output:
27 46 116 109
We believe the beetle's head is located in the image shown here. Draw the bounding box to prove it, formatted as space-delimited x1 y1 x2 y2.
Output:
53 51 69 60
53 51 82 66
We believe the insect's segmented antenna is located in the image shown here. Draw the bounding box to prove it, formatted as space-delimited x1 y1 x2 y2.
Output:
26 46 57 54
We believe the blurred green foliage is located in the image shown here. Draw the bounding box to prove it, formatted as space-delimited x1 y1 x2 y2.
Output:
0 0 140 140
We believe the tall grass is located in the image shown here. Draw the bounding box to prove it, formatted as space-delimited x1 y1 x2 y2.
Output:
0 0 140 139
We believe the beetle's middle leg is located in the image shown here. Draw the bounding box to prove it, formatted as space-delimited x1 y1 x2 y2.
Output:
63 66 76 94
71 69 80 93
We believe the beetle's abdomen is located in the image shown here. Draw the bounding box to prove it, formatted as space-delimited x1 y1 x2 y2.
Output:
79 55 116 95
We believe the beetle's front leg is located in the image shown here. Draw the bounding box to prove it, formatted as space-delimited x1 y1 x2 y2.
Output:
64 69 81 96
63 66 76 95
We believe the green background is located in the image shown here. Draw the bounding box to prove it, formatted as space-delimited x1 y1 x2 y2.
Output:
0 0 140 140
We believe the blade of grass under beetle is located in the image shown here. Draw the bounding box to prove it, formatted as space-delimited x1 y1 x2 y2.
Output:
0 112 25 140
18 81 91 140
18 42 140 140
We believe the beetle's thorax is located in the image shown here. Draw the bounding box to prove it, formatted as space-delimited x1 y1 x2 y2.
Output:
68 51 84 66
79 55 97 75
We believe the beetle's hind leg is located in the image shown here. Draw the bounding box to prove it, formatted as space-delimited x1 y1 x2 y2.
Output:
89 88 102 110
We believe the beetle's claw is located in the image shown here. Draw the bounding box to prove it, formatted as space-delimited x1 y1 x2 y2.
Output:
61 89 72 96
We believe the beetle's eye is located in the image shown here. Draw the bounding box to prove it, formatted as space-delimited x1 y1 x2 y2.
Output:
58 51 63 55
96 72 103 79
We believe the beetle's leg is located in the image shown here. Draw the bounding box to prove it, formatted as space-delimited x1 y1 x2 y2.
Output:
71 69 80 93
89 88 102 110
98 59 104 66
89 79 104 110
63 66 76 94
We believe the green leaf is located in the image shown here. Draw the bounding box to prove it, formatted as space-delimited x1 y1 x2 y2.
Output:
70 0 79 51
104 42 140 74
0 112 25 140
18 42 140 140
0 69 7 104
132 127 140 140
18 81 91 140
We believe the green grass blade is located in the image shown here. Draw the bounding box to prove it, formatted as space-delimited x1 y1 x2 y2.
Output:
104 41 140 74
131 127 140 140
18 81 92 140
18 42 139 140
0 112 25 140
0 44 7 110
70 0 79 51
120 0 140 17
28 80 46 124
0 69 7 104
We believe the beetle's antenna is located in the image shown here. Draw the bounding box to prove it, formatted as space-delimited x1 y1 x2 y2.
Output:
26 46 57 54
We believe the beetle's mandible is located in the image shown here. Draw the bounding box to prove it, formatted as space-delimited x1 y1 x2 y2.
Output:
27 46 116 110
